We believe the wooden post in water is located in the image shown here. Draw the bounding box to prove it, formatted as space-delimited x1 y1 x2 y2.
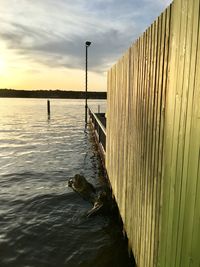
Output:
47 100 50 118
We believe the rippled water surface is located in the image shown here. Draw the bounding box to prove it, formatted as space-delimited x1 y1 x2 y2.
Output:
0 98 132 267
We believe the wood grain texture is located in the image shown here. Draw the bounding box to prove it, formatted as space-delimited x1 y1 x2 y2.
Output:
106 0 200 266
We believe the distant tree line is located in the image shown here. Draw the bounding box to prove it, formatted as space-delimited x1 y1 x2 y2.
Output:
0 89 107 99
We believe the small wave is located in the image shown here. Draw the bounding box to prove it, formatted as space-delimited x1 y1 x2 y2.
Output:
0 99 132 267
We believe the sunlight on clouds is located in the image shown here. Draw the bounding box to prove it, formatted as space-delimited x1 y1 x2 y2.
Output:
0 0 172 91
12 67 106 91
0 36 106 91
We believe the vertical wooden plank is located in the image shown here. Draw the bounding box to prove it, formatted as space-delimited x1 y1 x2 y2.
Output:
106 1 200 267
133 41 140 264
152 13 162 267
158 0 181 265
180 0 200 264
140 32 146 266
145 23 154 267
149 16 160 267
130 39 136 264
166 0 188 265
189 10 200 265
143 29 149 267
167 0 200 266
143 26 152 267
126 48 134 246
157 4 171 267
125 46 133 254
142 27 152 267
190 153 200 266
135 36 142 265
122 50 129 228
139 31 147 267
153 9 168 266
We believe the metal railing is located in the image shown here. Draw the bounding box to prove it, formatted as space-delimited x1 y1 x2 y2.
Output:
88 108 106 153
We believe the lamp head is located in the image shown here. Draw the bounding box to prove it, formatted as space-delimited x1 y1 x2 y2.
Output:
85 41 91 47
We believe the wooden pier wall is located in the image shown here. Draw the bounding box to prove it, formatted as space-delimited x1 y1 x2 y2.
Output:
106 0 200 266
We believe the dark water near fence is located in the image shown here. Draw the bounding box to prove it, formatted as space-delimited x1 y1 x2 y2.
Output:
0 98 132 267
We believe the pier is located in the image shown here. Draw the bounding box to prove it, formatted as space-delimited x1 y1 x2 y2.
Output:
88 108 106 166
89 0 200 266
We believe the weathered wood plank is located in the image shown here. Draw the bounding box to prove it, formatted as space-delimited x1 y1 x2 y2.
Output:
158 0 181 265
189 10 200 266
157 4 171 267
106 0 200 266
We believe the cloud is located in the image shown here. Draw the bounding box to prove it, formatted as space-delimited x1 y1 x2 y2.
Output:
0 0 172 74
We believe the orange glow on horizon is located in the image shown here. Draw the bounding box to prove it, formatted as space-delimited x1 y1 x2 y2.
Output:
0 44 106 92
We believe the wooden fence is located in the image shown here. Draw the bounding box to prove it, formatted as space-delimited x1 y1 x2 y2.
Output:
106 0 200 266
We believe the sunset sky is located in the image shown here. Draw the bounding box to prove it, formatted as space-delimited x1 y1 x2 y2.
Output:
0 0 172 91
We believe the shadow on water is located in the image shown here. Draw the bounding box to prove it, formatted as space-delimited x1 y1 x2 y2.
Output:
0 190 134 267
0 99 135 267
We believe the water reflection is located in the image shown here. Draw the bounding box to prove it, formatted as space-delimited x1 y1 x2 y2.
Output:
0 98 133 267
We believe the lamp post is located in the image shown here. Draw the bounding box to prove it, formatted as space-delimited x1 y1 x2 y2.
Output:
85 41 91 128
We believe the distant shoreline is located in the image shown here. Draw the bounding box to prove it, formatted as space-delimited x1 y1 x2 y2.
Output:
0 89 107 99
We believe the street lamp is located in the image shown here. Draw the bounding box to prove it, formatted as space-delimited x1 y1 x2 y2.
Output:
85 41 91 128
